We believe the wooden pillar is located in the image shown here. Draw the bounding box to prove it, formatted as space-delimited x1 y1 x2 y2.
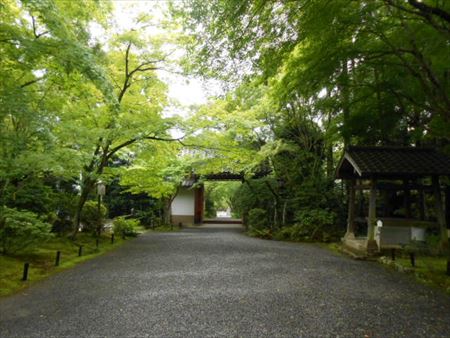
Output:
345 179 356 239
432 176 448 251
418 180 425 221
194 185 204 224
403 179 412 218
367 179 378 253
445 186 450 229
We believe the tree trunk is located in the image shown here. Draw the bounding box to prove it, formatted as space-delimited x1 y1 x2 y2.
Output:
71 177 95 239
340 60 351 147
326 142 334 178
282 200 287 227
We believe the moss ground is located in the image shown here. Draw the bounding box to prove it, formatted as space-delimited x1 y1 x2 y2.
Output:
0 224 182 298
0 232 128 298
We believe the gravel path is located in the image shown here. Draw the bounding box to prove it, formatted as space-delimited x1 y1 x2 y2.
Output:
1 226 449 337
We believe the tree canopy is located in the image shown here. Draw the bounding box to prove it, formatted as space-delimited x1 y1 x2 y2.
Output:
0 0 449 248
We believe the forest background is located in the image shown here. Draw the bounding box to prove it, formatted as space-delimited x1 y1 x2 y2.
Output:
0 0 449 254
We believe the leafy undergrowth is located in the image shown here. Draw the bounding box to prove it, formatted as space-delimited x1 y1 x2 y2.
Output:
148 224 181 232
0 232 130 298
393 256 450 295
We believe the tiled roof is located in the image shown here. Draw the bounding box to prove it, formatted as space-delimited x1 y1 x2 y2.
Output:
203 172 244 181
336 146 450 179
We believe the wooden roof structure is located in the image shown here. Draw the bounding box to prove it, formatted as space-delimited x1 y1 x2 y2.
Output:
203 172 244 181
336 146 450 179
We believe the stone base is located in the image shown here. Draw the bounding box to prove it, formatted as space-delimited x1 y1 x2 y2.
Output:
343 232 356 240
342 237 379 257
366 239 379 255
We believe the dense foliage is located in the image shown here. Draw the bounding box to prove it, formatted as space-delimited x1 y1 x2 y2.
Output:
0 0 185 252
0 207 53 254
1 0 449 255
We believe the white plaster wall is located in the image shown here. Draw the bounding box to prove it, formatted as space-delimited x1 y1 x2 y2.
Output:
171 188 195 216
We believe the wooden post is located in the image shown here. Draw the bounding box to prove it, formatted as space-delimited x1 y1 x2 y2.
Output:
432 176 448 251
22 262 29 281
345 179 356 239
55 251 61 267
367 179 378 253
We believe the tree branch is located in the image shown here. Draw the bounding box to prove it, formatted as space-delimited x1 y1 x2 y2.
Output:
408 0 450 24
31 15 49 39
20 76 45 88
106 135 185 160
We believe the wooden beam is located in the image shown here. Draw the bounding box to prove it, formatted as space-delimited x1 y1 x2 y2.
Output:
355 182 434 191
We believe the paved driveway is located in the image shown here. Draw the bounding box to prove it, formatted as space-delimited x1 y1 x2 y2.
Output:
1 226 449 337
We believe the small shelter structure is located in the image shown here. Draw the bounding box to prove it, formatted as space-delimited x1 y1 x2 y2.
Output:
336 146 450 255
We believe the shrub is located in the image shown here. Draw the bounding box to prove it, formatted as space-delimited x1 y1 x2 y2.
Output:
134 210 157 229
113 217 140 237
248 227 272 239
0 207 53 255
248 208 269 230
274 209 338 242
80 200 107 233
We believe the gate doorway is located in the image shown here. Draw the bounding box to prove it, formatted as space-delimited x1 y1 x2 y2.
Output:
203 181 242 224
170 173 243 226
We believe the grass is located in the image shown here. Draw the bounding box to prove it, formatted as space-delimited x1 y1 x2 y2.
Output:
0 232 130 298
320 243 450 295
393 255 450 295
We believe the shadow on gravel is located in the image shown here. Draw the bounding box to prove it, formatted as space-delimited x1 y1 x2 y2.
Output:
182 225 245 234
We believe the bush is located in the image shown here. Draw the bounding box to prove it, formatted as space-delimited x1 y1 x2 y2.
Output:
248 227 273 239
80 200 107 233
134 210 157 229
113 217 140 237
248 208 269 230
0 207 53 255
274 209 338 242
